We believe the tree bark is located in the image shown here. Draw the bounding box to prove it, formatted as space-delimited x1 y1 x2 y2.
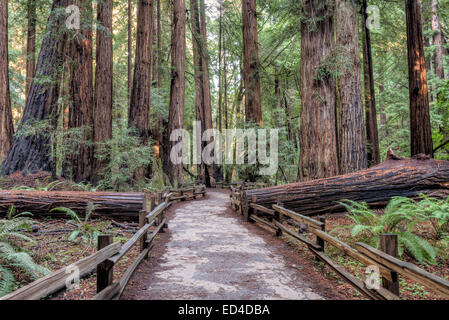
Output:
129 0 153 145
93 0 113 182
242 0 262 124
0 190 146 219
244 150 449 217
299 0 338 181
68 0 94 182
431 0 445 79
336 0 367 174
1 0 69 175
128 0 133 101
167 0 186 187
25 0 37 101
0 0 14 161
362 0 380 166
405 0 433 157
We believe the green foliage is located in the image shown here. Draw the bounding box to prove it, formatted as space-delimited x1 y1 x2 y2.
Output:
0 214 50 297
95 127 153 191
339 198 438 264
50 203 100 247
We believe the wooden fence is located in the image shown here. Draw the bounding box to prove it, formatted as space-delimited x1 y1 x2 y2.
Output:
0 186 207 301
230 188 449 300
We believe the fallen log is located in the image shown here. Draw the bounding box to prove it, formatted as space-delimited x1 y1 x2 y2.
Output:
0 190 145 219
243 150 449 216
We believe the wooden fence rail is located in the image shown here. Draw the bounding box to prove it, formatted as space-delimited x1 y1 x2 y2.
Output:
1 185 206 301
229 187 449 300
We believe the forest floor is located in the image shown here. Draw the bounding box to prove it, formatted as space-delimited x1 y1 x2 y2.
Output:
1 172 448 300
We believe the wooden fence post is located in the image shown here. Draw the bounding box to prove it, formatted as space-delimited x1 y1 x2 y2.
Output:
139 211 148 252
97 235 114 293
380 234 400 296
316 216 326 252
274 201 282 237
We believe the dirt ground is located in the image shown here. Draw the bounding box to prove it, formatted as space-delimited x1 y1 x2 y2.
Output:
121 189 348 300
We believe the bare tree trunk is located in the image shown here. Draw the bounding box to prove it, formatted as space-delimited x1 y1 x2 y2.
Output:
68 0 93 182
0 0 14 160
299 0 338 181
242 0 261 124
129 0 153 145
25 0 36 101
93 0 113 182
431 0 445 79
362 0 380 166
167 0 186 187
128 0 133 101
405 0 433 157
199 0 216 185
336 0 367 174
218 0 223 133
1 0 69 175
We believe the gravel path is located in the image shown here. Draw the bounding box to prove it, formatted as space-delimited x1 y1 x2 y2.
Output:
121 190 326 300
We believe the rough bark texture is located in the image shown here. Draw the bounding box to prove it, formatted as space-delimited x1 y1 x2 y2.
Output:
199 0 216 185
25 0 36 100
167 0 186 186
93 0 113 182
362 0 380 166
299 0 338 181
1 0 69 175
0 0 14 160
128 0 133 100
431 0 445 79
245 150 449 216
405 0 433 157
0 190 145 219
129 0 153 144
68 0 94 182
336 0 367 174
242 0 262 124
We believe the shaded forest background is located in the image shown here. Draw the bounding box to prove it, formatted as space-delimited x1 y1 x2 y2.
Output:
1 0 449 191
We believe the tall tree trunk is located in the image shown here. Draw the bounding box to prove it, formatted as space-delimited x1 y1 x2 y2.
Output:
25 0 36 101
167 0 186 187
93 0 113 182
1 0 69 175
336 0 367 174
68 0 93 182
128 0 133 101
199 0 216 185
218 1 223 133
0 0 14 160
299 0 338 181
190 0 206 184
362 0 380 166
156 0 162 88
431 0 445 79
129 0 153 145
405 0 433 157
242 0 262 124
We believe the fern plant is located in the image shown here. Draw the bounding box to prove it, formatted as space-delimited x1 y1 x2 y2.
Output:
0 215 50 297
50 203 100 247
410 194 449 240
339 198 437 264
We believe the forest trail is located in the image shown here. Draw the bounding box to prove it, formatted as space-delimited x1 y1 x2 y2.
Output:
121 190 328 300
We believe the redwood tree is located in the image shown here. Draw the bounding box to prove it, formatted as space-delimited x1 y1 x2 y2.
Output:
93 0 113 181
1 0 69 175
242 0 262 124
405 0 433 156
68 0 94 182
167 0 186 186
25 0 36 100
336 0 367 174
129 0 153 144
0 0 14 160
299 0 338 181
431 0 445 79
362 0 380 166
